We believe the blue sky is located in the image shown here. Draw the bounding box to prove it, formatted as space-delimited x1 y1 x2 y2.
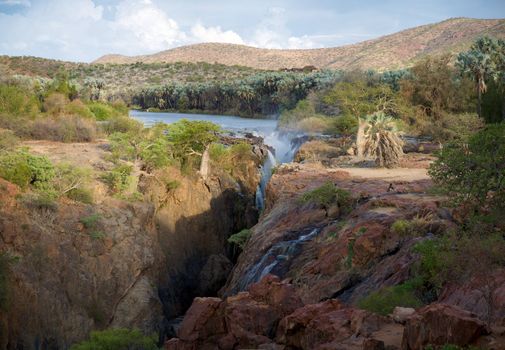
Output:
1 0 504 62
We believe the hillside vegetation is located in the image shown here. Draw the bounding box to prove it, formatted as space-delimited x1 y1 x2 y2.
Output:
95 18 505 71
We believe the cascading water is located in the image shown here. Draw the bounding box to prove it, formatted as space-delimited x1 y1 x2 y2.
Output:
255 150 277 211
237 227 321 291
254 131 301 212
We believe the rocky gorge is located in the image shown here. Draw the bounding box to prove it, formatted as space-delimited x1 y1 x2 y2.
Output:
164 140 505 350
1 135 505 350
0 135 267 349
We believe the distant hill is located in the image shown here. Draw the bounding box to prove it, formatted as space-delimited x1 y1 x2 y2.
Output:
94 18 505 71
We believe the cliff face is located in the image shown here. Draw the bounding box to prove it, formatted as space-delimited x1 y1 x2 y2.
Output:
0 140 265 349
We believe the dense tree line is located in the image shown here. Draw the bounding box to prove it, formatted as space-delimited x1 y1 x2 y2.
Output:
131 70 342 117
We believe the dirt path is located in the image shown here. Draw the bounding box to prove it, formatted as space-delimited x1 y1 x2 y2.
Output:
333 167 429 182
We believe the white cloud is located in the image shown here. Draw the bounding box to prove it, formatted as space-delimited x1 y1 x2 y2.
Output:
250 7 288 49
190 23 244 45
112 0 185 51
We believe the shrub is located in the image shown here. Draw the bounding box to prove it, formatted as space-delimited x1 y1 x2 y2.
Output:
64 99 94 119
80 213 101 229
0 129 19 151
299 182 352 212
88 102 117 121
52 163 93 202
43 92 68 115
0 150 54 188
228 228 252 249
70 328 158 350
358 280 423 316
0 84 39 117
429 123 505 222
332 114 358 135
391 217 432 237
29 115 97 142
139 137 172 170
103 116 143 135
101 164 133 193
20 191 58 211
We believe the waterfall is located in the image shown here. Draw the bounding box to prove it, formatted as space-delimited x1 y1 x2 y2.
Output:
237 227 321 291
254 131 302 212
255 150 277 211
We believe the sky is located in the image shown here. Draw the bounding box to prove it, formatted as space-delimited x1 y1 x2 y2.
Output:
0 0 504 62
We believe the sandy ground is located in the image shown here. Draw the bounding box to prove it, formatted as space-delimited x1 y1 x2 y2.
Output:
22 140 110 169
333 167 429 182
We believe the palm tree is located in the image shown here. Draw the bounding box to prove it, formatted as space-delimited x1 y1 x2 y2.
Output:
358 112 403 168
457 37 497 119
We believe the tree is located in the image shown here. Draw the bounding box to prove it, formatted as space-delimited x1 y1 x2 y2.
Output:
166 119 220 169
359 112 403 168
457 37 498 119
429 123 505 222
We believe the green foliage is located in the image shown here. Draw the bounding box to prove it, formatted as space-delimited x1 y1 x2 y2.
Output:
0 84 39 117
391 217 431 237
139 137 172 170
299 182 352 212
331 114 358 135
412 238 453 293
103 116 143 135
88 102 120 121
322 80 397 117
228 229 252 250
0 149 54 188
428 123 505 220
358 280 423 316
52 163 93 201
0 129 19 151
70 328 158 350
166 119 220 169
20 191 58 211
80 213 101 229
101 164 133 193
64 100 95 119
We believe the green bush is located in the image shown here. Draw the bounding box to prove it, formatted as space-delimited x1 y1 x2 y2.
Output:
70 328 158 350
80 213 101 229
228 229 252 249
331 114 358 135
0 84 39 117
299 182 352 212
88 102 117 121
429 123 505 222
139 137 172 170
20 191 58 211
64 99 95 119
358 280 423 316
103 116 143 135
52 163 93 202
0 129 19 151
0 150 54 188
101 164 133 193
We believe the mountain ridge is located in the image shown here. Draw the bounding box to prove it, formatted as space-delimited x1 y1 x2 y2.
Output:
94 17 505 70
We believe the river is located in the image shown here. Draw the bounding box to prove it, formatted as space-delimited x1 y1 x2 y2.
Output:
129 110 297 164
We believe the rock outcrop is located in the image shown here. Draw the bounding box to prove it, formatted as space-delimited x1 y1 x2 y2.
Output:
0 137 266 348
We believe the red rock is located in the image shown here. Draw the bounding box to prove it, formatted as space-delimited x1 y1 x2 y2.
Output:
276 299 351 348
401 303 488 349
177 297 224 342
439 269 505 325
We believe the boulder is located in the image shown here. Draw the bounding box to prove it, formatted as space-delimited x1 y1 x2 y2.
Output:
391 307 416 324
401 303 488 349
